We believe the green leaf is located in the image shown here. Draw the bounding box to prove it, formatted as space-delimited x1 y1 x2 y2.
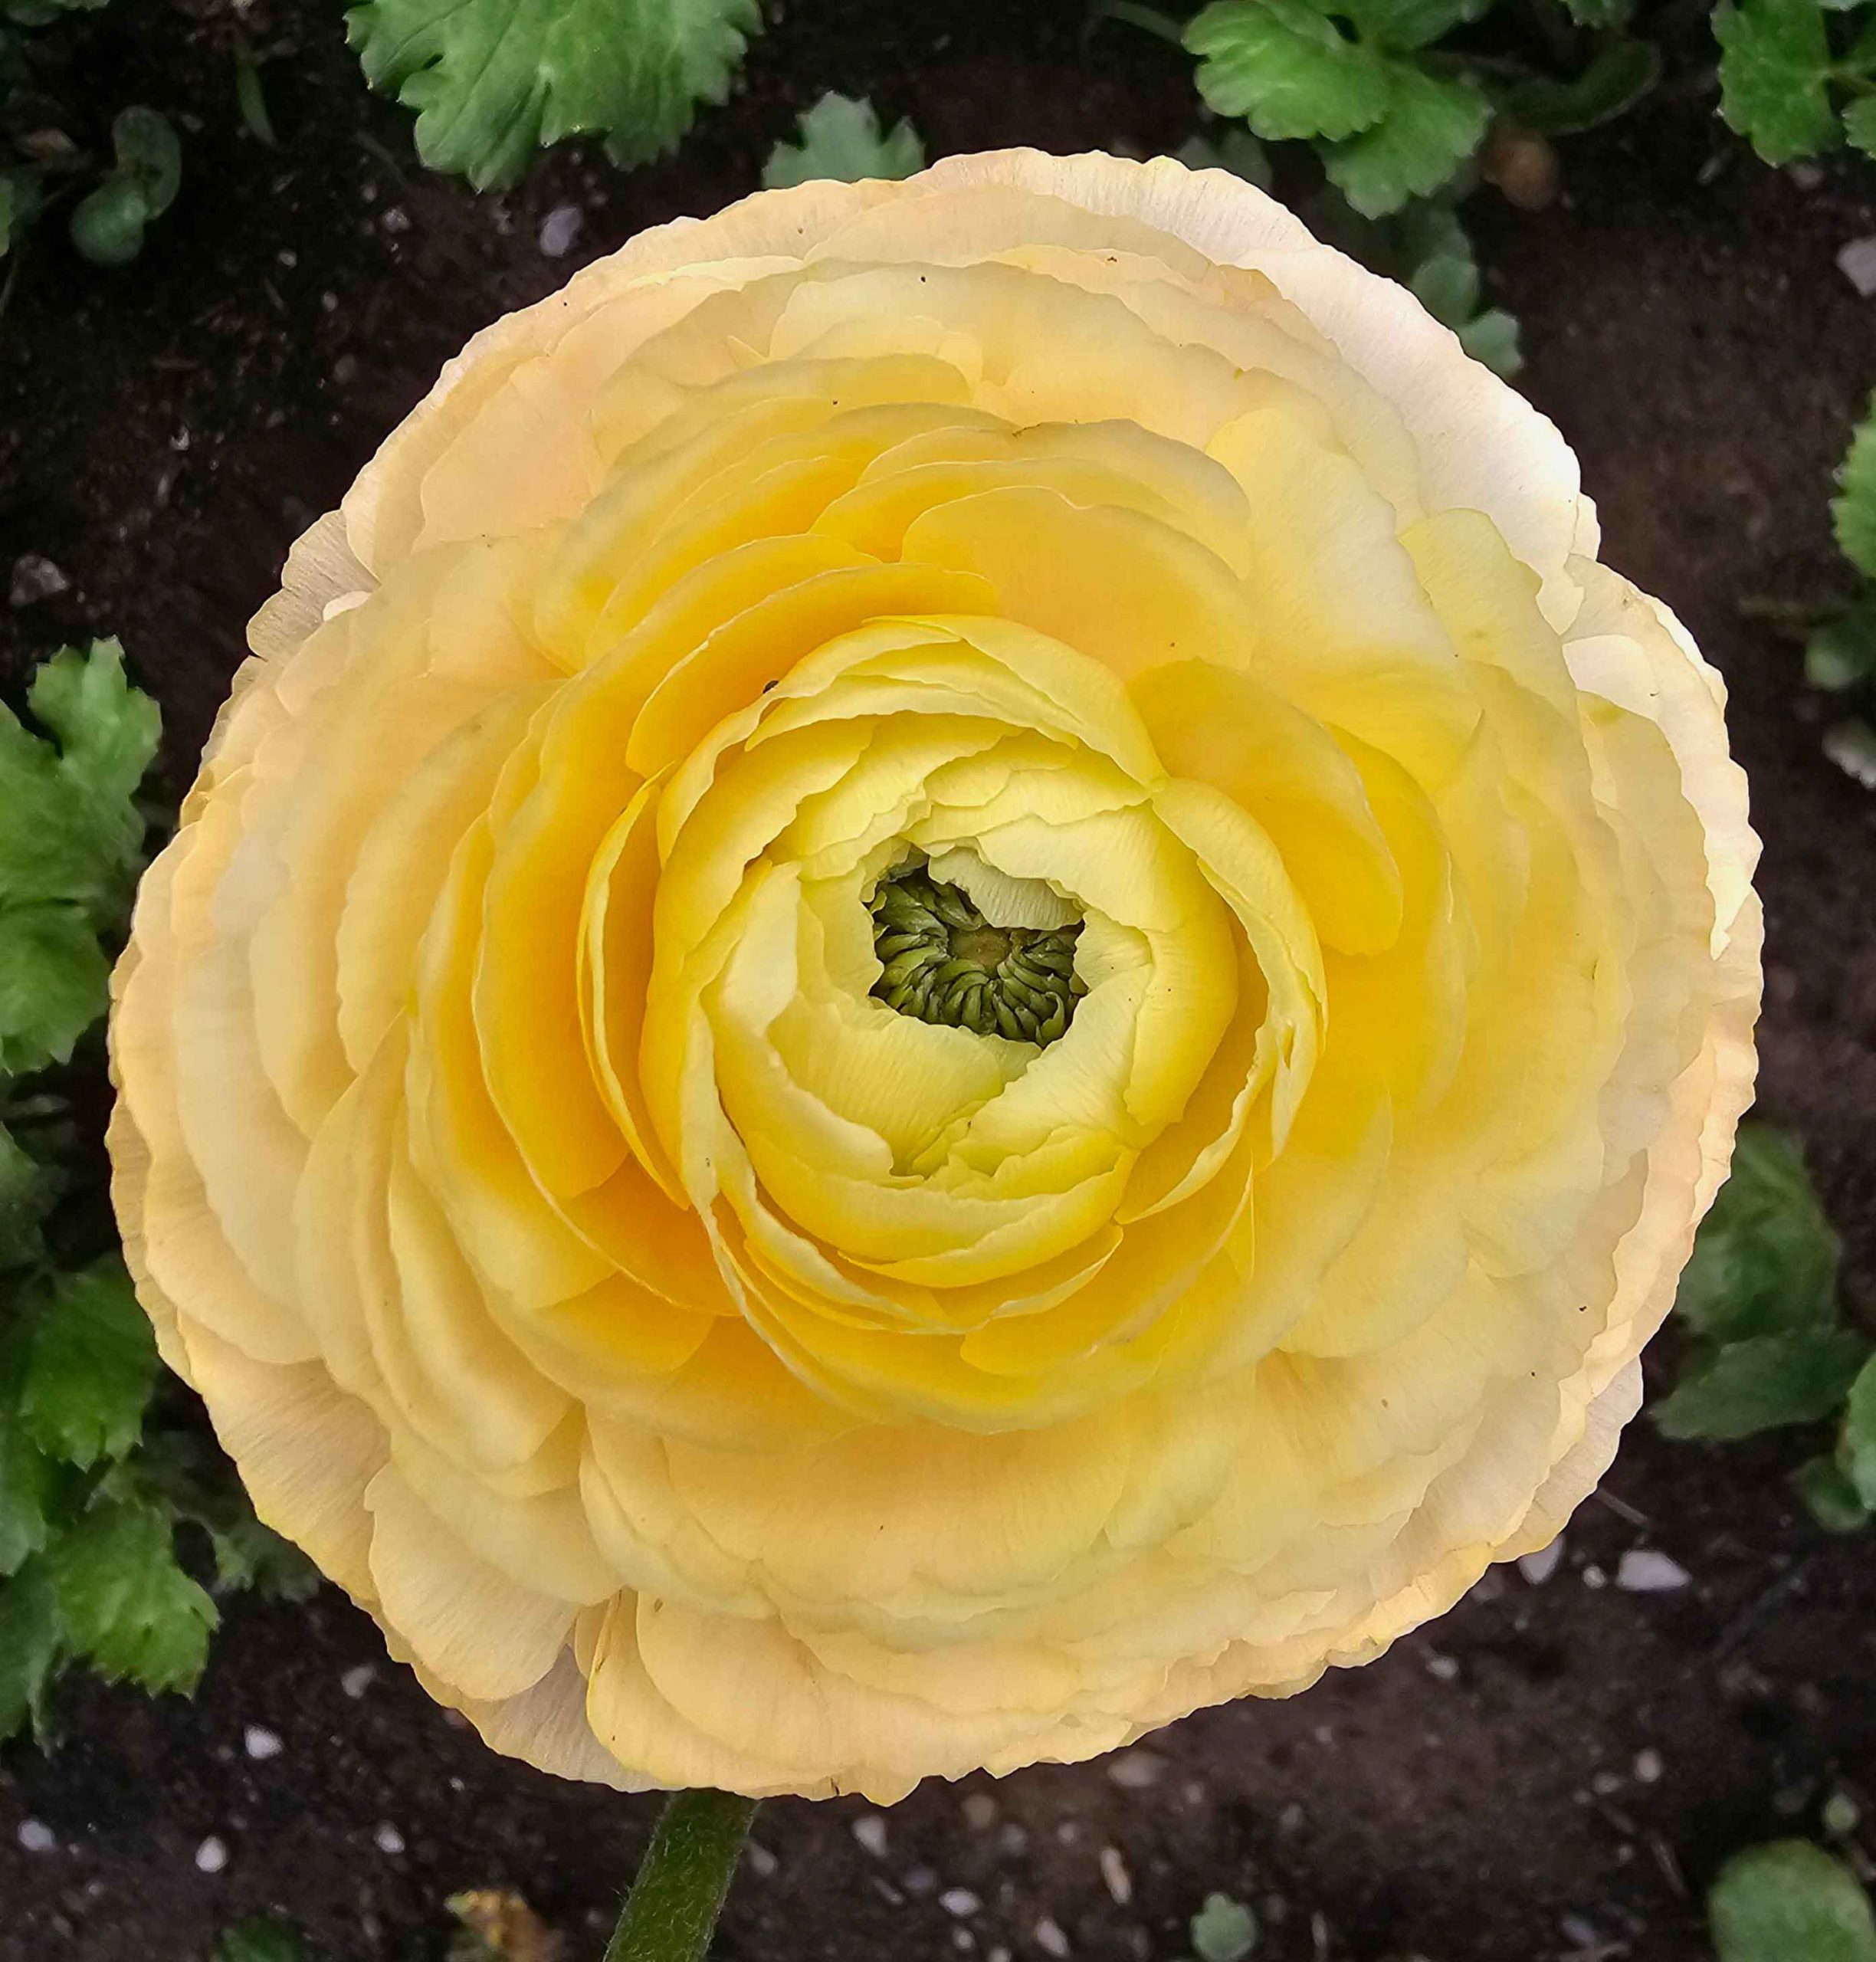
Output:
20 1260 158 1469
346 0 762 189
0 1323 52 1575
235 53 280 147
762 93 925 191
0 639 159 921
27 638 161 811
1674 1126 1839 1343
26 638 161 811
1656 1327 1869 1441
1410 249 1480 324
111 107 181 218
213 1920 306 1962
1847 94 1876 156
1176 127 1277 187
1709 1840 1876 1962
1457 307 1523 376
1714 0 1840 166
1806 600 1876 691
1320 66 1492 215
1823 714 1876 789
45 1493 216 1694
205 1513 322 1603
1186 0 1392 141
0 1120 54 1271
0 168 42 258
1840 1353 1876 1506
1834 395 1876 581
70 174 153 269
0 1563 64 1739
1796 1452 1871 1531
0 902 111 1074
1191 1893 1260 1962
1504 38 1661 133
1341 0 1488 48
133 1428 323 1602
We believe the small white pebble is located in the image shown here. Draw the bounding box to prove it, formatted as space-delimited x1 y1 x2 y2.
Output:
381 206 411 235
744 1841 779 1878
539 205 584 258
1425 1652 1460 1682
952 1931 976 1954
243 1726 282 1760
195 1836 229 1875
1312 1724 1334 1745
988 1950 1012 1962
1105 1747 1166 1790
277 248 297 268
10 553 70 607
1034 1918 1071 1958
1056 1820 1081 1846
1617 1549 1691 1594
851 1813 890 1858
17 1819 56 1854
341 1663 376 1699
1518 1539 1564 1586
1560 1913 1600 1948
962 1793 999 1830
1582 1563 1609 1590
1278 1802 1306 1832
941 1889 982 1917
1592 1770 1623 1796
1838 236 1876 299
997 1822 1029 1856
1634 1748 1664 1784
373 1823 405 1855
1098 1846 1133 1905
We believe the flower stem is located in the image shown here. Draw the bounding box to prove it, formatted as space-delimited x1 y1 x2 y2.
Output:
603 1790 759 1962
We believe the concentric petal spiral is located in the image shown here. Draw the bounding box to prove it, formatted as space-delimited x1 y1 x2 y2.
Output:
110 149 1760 1801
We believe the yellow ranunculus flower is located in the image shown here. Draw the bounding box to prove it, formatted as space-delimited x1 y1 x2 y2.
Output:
109 150 1760 1801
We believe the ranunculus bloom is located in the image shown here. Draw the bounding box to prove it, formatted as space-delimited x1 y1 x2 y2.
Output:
110 150 1760 1800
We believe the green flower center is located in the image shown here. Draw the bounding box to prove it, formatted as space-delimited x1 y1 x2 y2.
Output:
868 868 1087 1046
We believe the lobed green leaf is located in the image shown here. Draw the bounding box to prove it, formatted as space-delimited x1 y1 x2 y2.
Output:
1673 1126 1839 1344
762 93 925 191
0 1563 63 1738
1840 1354 1876 1507
213 1921 306 1962
1186 0 1392 142
1191 1893 1260 1962
19 1259 159 1470
1834 393 1876 582
45 1492 217 1695
0 638 159 922
346 0 762 189
1656 1327 1869 1441
1321 65 1492 215
1714 0 1840 165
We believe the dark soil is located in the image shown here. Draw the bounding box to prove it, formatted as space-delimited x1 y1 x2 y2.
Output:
4 4 1876 1960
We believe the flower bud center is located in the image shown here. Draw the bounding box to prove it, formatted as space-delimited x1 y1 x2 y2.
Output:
868 866 1087 1046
